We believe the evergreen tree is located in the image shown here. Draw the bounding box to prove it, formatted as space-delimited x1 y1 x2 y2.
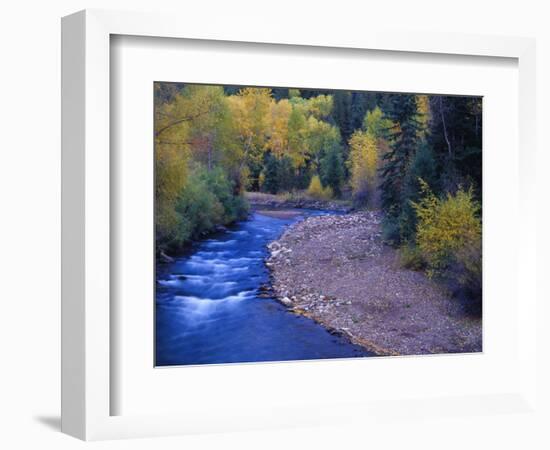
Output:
278 156 294 192
399 141 438 242
271 87 290 100
428 96 482 195
320 143 344 197
332 91 353 144
380 94 423 215
262 154 279 194
350 92 377 131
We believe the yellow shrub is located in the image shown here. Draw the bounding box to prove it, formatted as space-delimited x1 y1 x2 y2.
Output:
412 180 481 279
307 175 333 200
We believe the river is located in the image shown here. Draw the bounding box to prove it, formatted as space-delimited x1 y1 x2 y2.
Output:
155 210 372 366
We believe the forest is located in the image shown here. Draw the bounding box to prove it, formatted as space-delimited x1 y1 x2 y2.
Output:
155 83 482 299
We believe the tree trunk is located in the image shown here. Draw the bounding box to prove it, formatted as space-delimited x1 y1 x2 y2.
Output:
438 96 452 157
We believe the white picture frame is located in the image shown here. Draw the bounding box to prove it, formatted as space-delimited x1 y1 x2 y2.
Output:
61 9 538 441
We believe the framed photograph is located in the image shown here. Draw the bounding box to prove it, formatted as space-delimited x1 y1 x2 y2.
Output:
61 9 537 440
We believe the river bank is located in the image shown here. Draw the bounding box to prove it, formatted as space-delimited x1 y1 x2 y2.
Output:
265 211 482 356
245 191 352 213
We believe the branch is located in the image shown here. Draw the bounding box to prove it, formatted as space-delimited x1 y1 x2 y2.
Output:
155 108 213 138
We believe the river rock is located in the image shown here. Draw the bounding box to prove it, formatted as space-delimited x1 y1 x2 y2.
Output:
280 296 293 307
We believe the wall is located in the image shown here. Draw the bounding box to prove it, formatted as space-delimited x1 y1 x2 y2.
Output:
0 1 547 449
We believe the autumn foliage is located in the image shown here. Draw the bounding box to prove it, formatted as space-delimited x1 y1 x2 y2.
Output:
154 83 483 305
412 180 482 296
307 175 333 201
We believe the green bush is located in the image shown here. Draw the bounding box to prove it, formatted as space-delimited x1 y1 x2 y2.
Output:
200 167 248 223
158 166 249 251
381 210 401 246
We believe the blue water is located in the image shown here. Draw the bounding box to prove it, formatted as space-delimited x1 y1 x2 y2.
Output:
155 210 372 366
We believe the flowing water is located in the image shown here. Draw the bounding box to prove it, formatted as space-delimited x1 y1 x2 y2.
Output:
155 210 372 366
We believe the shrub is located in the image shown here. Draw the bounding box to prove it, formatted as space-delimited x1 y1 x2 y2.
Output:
158 166 248 250
307 175 333 200
399 244 425 270
381 206 401 246
412 180 481 293
200 167 248 223
450 239 482 300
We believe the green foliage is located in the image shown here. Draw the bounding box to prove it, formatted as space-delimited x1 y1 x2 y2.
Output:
288 88 301 98
154 81 483 286
319 144 344 196
287 107 309 168
158 166 248 251
381 214 401 246
399 142 438 242
261 154 280 194
363 106 391 139
278 156 295 192
380 94 423 216
332 91 353 143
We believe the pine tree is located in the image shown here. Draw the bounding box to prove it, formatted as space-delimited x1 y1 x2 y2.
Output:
428 96 482 194
399 141 438 242
332 91 353 144
262 154 279 194
320 143 344 197
278 156 294 192
380 95 423 216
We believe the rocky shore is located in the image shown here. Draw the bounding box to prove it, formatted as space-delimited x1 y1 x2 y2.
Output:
265 211 482 356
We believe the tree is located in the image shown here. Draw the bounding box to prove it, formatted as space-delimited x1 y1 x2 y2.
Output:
307 175 333 200
320 143 344 196
305 117 341 170
380 94 423 217
287 107 309 168
363 106 390 139
427 96 482 195
332 91 353 144
348 130 378 206
415 95 430 139
399 141 438 241
351 92 377 130
412 180 481 298
155 85 227 246
278 156 294 192
226 87 272 189
266 98 291 158
261 153 279 194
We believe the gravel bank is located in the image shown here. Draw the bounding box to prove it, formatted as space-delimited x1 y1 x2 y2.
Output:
265 211 482 356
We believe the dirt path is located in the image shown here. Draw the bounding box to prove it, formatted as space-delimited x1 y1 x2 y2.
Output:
266 211 482 356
